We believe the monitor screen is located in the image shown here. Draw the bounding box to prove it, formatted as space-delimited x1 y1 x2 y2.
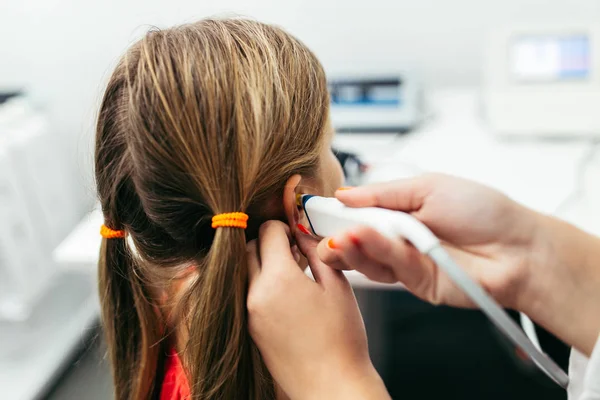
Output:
329 78 402 106
511 35 590 81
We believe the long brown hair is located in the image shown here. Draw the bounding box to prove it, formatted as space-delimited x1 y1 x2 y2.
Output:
94 18 329 399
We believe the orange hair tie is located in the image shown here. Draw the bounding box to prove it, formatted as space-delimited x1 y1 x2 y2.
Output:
211 212 249 229
100 224 126 239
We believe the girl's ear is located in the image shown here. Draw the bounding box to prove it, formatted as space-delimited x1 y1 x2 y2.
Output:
282 174 303 228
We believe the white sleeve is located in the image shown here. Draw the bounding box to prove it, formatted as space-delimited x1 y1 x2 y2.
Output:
570 335 600 400
569 348 590 400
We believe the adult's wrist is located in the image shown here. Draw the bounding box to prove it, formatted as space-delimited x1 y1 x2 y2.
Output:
512 210 556 313
516 212 600 355
491 203 547 311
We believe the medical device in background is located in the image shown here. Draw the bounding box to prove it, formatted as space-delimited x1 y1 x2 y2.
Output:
299 194 569 388
0 91 28 125
0 92 98 400
0 147 46 319
328 72 424 133
332 148 369 187
483 24 600 137
5 107 80 254
0 94 48 318
0 93 80 319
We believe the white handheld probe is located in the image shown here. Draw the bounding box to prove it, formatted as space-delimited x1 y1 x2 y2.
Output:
299 194 569 388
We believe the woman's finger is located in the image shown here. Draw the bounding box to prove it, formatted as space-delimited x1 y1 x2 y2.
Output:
320 225 437 289
316 238 351 271
335 176 433 211
295 226 331 284
351 227 428 276
295 225 350 289
342 226 441 301
258 221 297 273
327 232 397 284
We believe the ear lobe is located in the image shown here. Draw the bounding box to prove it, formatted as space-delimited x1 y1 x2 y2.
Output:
282 174 303 228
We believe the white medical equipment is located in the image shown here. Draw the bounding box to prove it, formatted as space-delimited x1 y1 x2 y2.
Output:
483 24 600 137
0 147 47 319
0 98 48 318
0 94 97 400
0 94 80 317
5 113 80 254
328 72 423 133
299 194 569 388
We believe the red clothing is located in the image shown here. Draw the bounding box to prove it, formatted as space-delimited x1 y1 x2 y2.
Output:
160 349 191 400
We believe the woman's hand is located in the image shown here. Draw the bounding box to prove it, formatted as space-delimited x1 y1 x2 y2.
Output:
319 173 540 310
246 221 390 400
319 173 600 355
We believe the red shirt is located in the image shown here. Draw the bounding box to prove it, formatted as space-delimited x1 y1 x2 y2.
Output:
160 349 191 400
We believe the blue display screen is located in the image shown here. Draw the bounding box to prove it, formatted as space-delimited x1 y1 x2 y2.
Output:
329 78 402 106
511 35 591 81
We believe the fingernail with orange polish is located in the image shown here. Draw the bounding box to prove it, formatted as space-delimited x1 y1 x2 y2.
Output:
337 186 354 191
297 224 311 235
328 238 337 249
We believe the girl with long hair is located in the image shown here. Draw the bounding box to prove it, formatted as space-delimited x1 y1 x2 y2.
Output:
95 18 344 399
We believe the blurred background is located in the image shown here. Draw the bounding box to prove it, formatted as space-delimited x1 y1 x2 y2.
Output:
2 0 600 399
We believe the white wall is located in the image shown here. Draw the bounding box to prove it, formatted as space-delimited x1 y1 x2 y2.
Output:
1 0 599 209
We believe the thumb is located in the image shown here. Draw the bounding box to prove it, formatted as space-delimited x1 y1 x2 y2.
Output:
310 258 354 296
336 175 433 212
295 227 350 290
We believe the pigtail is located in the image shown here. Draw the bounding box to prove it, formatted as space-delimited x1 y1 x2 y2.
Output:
98 236 163 399
184 227 274 399
95 18 330 400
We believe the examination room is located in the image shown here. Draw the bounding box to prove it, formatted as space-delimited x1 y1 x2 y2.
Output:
2 0 600 399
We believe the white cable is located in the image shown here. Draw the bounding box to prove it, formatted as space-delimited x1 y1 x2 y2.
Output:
428 246 568 388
